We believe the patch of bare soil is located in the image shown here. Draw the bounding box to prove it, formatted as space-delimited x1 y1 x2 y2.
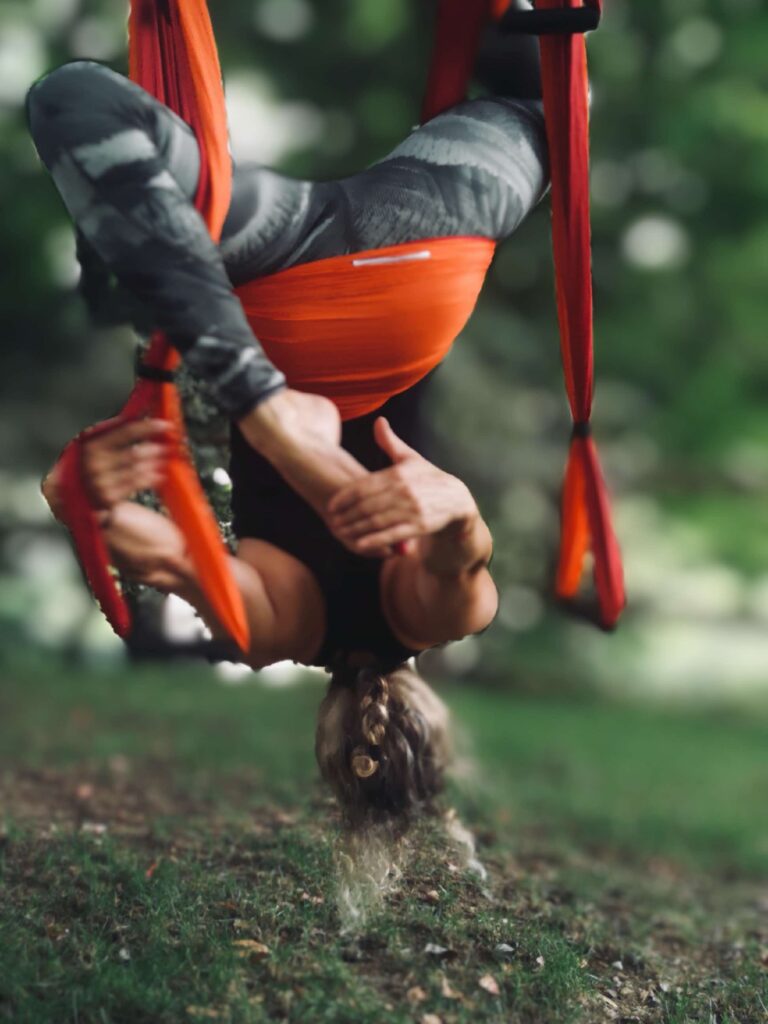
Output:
0 760 311 846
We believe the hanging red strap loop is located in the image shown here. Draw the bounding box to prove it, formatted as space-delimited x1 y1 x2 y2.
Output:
536 0 624 627
49 0 249 653
422 0 625 627
421 0 492 123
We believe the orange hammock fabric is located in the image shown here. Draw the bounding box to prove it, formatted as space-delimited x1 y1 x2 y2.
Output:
236 237 495 421
422 0 625 629
51 0 249 652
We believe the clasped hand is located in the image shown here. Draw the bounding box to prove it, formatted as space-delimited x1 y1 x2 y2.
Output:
327 416 477 555
47 398 475 564
238 390 477 558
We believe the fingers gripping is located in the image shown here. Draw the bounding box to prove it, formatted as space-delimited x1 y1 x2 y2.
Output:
81 417 178 507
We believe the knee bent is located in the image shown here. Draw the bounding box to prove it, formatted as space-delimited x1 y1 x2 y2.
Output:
28 60 110 119
27 61 145 161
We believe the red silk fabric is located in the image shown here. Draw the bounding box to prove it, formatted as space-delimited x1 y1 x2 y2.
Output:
422 0 624 627
421 0 492 123
51 0 249 652
236 237 495 421
536 0 624 627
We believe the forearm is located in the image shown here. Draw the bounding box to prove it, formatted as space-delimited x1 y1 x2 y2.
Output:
99 507 233 642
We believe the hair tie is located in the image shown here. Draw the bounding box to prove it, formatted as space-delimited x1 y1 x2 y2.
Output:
351 748 379 779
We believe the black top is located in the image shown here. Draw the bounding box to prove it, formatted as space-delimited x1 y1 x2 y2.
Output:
229 377 435 672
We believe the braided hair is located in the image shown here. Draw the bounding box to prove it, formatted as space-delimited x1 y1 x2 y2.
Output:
315 661 451 830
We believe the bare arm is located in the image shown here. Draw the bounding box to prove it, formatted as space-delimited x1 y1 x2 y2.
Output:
93 504 322 666
43 421 324 666
327 418 498 646
388 516 498 649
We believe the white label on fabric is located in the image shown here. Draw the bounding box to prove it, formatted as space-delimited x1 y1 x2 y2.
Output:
352 250 432 267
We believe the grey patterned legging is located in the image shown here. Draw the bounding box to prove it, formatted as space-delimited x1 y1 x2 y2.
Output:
26 54 548 419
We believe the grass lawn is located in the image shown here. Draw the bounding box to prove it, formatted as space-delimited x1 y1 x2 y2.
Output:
1 659 766 1023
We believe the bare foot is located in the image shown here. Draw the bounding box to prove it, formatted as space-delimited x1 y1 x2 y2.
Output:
237 389 368 520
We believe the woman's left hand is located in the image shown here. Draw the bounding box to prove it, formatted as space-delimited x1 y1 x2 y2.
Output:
326 417 477 555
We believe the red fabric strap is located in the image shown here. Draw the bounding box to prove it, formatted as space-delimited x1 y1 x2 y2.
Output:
421 0 492 122
51 0 249 652
536 0 624 627
422 0 624 627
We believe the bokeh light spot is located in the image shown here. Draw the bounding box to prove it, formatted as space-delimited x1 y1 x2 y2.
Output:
622 215 690 271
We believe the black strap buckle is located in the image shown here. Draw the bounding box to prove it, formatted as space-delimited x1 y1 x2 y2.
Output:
499 4 601 36
134 347 176 384
571 420 592 439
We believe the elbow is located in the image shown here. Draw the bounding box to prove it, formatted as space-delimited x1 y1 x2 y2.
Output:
454 570 499 640
469 571 500 635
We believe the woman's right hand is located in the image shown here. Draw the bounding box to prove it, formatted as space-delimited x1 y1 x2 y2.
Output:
41 418 175 521
327 417 477 555
79 418 176 509
41 418 192 590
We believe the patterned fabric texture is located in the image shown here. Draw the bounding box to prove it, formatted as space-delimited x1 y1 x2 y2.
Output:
27 59 547 418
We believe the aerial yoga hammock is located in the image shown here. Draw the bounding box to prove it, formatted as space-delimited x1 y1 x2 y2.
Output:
43 0 624 648
423 0 623 629
49 0 247 650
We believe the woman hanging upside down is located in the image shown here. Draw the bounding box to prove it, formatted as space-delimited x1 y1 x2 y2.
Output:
29 6 547 830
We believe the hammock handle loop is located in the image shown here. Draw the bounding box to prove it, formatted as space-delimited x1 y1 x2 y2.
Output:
50 0 250 654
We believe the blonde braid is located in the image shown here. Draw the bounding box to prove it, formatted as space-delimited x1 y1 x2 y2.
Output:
348 670 390 779
360 674 389 746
